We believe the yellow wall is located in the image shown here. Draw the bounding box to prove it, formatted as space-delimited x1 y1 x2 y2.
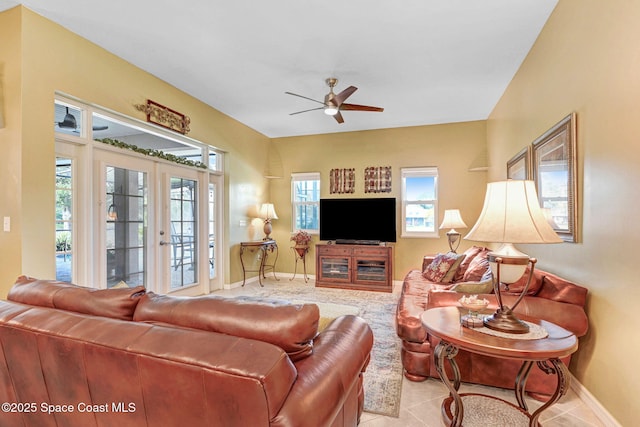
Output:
0 7 23 291
0 6 271 292
487 0 639 424
270 121 488 279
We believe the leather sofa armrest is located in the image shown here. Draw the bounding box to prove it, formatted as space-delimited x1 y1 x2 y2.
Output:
273 315 373 427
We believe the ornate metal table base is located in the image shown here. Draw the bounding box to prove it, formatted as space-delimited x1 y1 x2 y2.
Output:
434 339 570 427
239 240 279 287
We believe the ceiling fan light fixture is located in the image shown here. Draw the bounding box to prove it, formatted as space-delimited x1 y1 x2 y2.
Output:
58 107 78 129
324 105 339 116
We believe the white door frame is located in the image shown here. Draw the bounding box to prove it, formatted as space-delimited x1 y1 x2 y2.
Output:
93 148 218 296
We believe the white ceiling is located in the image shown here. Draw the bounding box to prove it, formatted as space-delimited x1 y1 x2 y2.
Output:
1 0 558 138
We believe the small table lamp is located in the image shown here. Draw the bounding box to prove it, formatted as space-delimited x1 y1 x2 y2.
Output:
259 203 278 240
464 180 562 333
439 209 467 253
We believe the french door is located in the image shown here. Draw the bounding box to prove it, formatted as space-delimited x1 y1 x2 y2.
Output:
95 149 219 295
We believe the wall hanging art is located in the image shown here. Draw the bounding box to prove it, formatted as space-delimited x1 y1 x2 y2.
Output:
329 168 355 194
364 166 392 193
532 112 579 243
134 99 191 134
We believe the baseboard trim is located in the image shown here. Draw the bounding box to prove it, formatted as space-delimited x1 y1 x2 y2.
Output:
570 373 621 427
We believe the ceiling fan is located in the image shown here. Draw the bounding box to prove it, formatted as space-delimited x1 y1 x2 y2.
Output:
57 107 109 132
285 78 384 124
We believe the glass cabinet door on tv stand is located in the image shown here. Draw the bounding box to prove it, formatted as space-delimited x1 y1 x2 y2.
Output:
354 257 388 285
317 246 352 284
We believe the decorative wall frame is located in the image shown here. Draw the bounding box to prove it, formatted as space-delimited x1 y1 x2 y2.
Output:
364 166 392 193
506 146 531 180
532 112 578 243
134 99 191 134
329 168 355 194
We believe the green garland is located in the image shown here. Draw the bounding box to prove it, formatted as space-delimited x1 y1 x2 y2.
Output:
98 138 208 169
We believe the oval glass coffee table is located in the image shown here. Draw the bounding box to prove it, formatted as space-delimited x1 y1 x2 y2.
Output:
421 306 578 427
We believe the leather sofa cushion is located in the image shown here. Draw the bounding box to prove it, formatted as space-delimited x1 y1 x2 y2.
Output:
134 293 320 361
538 272 588 306
7 276 145 320
0 300 297 425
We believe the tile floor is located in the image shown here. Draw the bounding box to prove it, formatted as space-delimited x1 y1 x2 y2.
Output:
214 278 608 427
358 377 606 426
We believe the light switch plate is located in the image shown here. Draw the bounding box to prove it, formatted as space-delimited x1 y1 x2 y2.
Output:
3 217 9 232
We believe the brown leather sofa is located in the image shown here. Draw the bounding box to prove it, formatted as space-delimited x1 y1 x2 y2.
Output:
0 276 374 427
395 247 589 398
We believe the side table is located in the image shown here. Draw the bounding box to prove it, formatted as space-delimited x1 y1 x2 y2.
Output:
239 240 279 287
421 307 578 427
290 245 309 282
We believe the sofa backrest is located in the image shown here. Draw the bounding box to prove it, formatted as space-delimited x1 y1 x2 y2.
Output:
134 293 320 361
7 275 145 320
0 299 297 426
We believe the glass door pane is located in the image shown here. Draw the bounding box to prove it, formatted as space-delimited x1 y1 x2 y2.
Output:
208 182 216 279
55 157 73 282
106 166 147 288
169 176 198 289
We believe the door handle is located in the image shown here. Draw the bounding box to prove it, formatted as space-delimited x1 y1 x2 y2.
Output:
159 240 172 246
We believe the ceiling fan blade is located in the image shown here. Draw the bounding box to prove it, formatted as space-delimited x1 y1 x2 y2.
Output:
333 111 345 124
340 103 384 112
285 91 326 105
333 86 357 106
289 107 325 116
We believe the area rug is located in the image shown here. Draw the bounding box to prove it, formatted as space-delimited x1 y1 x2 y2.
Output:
253 278 403 418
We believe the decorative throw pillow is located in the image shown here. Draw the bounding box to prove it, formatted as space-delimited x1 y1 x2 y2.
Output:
441 253 466 283
453 246 485 282
451 269 494 294
462 249 491 282
423 252 459 283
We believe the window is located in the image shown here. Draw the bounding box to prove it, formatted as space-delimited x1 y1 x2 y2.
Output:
401 167 438 237
291 172 320 233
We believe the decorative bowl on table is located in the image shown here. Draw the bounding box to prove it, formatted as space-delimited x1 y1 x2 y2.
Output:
458 295 490 311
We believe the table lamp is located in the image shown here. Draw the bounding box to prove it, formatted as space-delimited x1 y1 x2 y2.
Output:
464 180 562 333
439 209 467 253
259 203 278 240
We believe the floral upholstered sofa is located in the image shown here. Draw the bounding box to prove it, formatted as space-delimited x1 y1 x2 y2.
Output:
395 246 589 398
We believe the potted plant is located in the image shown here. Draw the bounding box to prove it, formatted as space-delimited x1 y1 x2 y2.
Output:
291 230 311 256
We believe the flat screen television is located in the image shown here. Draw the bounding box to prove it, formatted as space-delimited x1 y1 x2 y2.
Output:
319 197 397 243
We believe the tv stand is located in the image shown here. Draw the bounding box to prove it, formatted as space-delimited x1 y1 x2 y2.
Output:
315 244 392 292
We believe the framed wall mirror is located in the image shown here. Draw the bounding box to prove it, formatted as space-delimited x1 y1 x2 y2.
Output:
532 113 578 243
507 146 531 180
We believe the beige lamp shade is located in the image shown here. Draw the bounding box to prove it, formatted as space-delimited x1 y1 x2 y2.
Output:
439 209 467 230
464 180 561 245
464 180 561 333
259 203 278 220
